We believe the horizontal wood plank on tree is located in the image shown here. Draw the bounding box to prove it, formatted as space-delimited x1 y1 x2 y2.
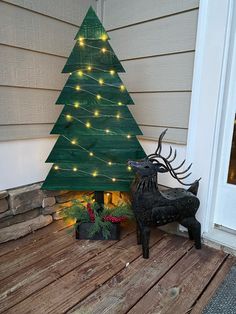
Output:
129 92 191 128
0 220 66 258
0 87 62 125
0 2 77 57
0 45 67 90
121 52 195 92
6 229 165 314
0 124 55 141
138 126 187 144
128 246 227 314
0 225 135 313
0 225 75 281
104 0 199 30
67 235 193 313
109 10 198 60
0 125 187 144
191 255 236 314
3 0 96 26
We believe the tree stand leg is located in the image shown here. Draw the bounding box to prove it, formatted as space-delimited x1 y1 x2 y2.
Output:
94 191 104 211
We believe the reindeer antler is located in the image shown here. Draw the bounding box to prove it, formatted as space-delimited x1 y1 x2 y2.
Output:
148 129 199 186
155 129 167 154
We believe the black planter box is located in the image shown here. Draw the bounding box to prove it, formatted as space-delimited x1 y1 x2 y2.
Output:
76 222 120 240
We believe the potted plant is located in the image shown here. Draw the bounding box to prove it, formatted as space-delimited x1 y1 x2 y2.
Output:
62 197 133 240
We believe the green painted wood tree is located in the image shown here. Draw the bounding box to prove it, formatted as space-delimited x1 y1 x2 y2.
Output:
42 7 146 191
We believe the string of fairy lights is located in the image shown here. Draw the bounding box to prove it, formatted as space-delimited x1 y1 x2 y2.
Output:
66 103 132 120
53 34 135 182
63 113 132 137
67 84 125 106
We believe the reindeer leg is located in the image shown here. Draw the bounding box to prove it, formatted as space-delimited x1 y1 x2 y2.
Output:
192 218 201 249
188 228 194 240
136 219 142 245
141 226 151 259
180 217 201 249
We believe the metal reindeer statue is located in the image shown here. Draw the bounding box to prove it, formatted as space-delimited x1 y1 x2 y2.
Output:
128 129 201 259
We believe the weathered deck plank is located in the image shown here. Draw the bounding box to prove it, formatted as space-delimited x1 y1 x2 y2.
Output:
6 229 164 314
0 225 75 281
0 225 135 313
190 254 236 314
0 221 231 314
0 220 66 258
67 235 193 314
128 246 227 314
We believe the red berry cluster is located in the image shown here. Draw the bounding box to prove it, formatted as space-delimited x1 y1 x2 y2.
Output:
103 215 126 223
86 203 127 224
87 203 95 222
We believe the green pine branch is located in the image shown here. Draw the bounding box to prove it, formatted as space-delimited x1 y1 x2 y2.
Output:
61 196 133 238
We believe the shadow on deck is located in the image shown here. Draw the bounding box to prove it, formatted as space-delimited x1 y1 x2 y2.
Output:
0 221 235 314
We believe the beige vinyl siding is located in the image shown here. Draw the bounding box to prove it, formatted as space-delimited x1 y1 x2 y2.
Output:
0 0 96 141
104 0 199 30
0 87 62 125
2 0 90 26
104 0 199 144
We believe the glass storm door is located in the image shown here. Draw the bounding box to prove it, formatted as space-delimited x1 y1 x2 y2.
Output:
213 39 236 233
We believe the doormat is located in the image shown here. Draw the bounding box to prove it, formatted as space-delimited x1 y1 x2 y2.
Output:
203 265 236 313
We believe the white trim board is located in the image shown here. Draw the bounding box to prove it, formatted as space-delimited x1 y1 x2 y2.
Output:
186 0 235 243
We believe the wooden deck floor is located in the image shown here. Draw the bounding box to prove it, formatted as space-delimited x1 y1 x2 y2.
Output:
0 221 235 314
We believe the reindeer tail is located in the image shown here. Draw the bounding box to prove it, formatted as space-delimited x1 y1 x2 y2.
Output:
187 180 200 196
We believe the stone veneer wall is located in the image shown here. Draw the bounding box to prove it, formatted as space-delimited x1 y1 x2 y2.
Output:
0 183 130 243
0 183 80 243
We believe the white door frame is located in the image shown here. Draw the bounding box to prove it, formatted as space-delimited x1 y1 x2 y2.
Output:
186 0 236 249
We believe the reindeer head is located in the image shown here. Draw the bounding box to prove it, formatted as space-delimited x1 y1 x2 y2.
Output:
128 129 198 186
128 158 168 177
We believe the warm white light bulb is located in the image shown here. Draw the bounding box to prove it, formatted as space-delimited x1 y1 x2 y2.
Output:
54 165 59 170
127 166 132 171
112 178 116 182
75 85 81 91
73 167 77 172
87 66 92 71
92 171 97 177
94 110 99 117
66 114 72 120
86 122 91 128
101 34 108 41
108 161 112 166
118 102 123 106
89 152 94 156
116 113 120 119
120 85 125 91
96 94 101 100
71 140 76 145
127 134 131 139
79 37 84 47
110 70 115 75
74 102 80 108
105 129 110 133
98 78 104 85
101 47 107 53
78 70 83 77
